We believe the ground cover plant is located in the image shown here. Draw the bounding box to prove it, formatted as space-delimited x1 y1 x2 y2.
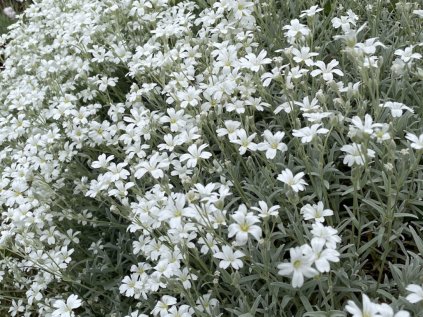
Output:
0 0 423 316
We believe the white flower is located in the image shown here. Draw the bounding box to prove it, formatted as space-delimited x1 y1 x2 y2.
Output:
311 223 341 249
339 81 361 96
134 152 169 179
294 96 320 112
413 9 423 18
405 132 423 150
160 108 187 132
177 86 202 108
372 124 391 143
277 246 318 288
231 129 257 155
283 19 310 43
176 267 197 289
5 180 29 206
230 0 254 19
246 97 270 111
226 100 246 114
195 294 219 314
239 50 272 72
164 305 194 317
299 5 323 17
108 181 134 198
380 102 414 118
287 65 309 80
394 46 422 63
277 168 308 192
274 100 295 114
261 67 283 86
86 174 112 198
159 194 196 228
52 295 82 317
91 153 114 169
341 143 376 166
125 311 148 317
291 47 319 66
302 238 340 272
292 124 329 143
391 58 407 77
405 284 423 303
8 300 24 317
180 144 212 168
257 130 287 159
354 38 385 56
349 114 381 139
158 134 184 152
228 205 262 245
152 296 177 317
303 111 333 123
345 294 380 317
213 245 245 270
96 76 118 92
378 304 410 317
331 11 358 31
198 233 219 255
311 60 344 81
300 201 333 222
107 162 130 181
251 201 280 218
332 16 352 31
119 274 139 297
216 120 242 140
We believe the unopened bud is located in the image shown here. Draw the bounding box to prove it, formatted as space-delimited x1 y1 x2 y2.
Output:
3 7 16 19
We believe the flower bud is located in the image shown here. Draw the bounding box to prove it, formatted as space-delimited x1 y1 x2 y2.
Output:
3 7 16 19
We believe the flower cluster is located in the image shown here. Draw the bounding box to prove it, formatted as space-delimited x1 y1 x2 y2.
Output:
278 201 340 288
0 0 422 316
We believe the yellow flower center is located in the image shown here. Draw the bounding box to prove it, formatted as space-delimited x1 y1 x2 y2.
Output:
240 223 250 232
293 259 302 269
